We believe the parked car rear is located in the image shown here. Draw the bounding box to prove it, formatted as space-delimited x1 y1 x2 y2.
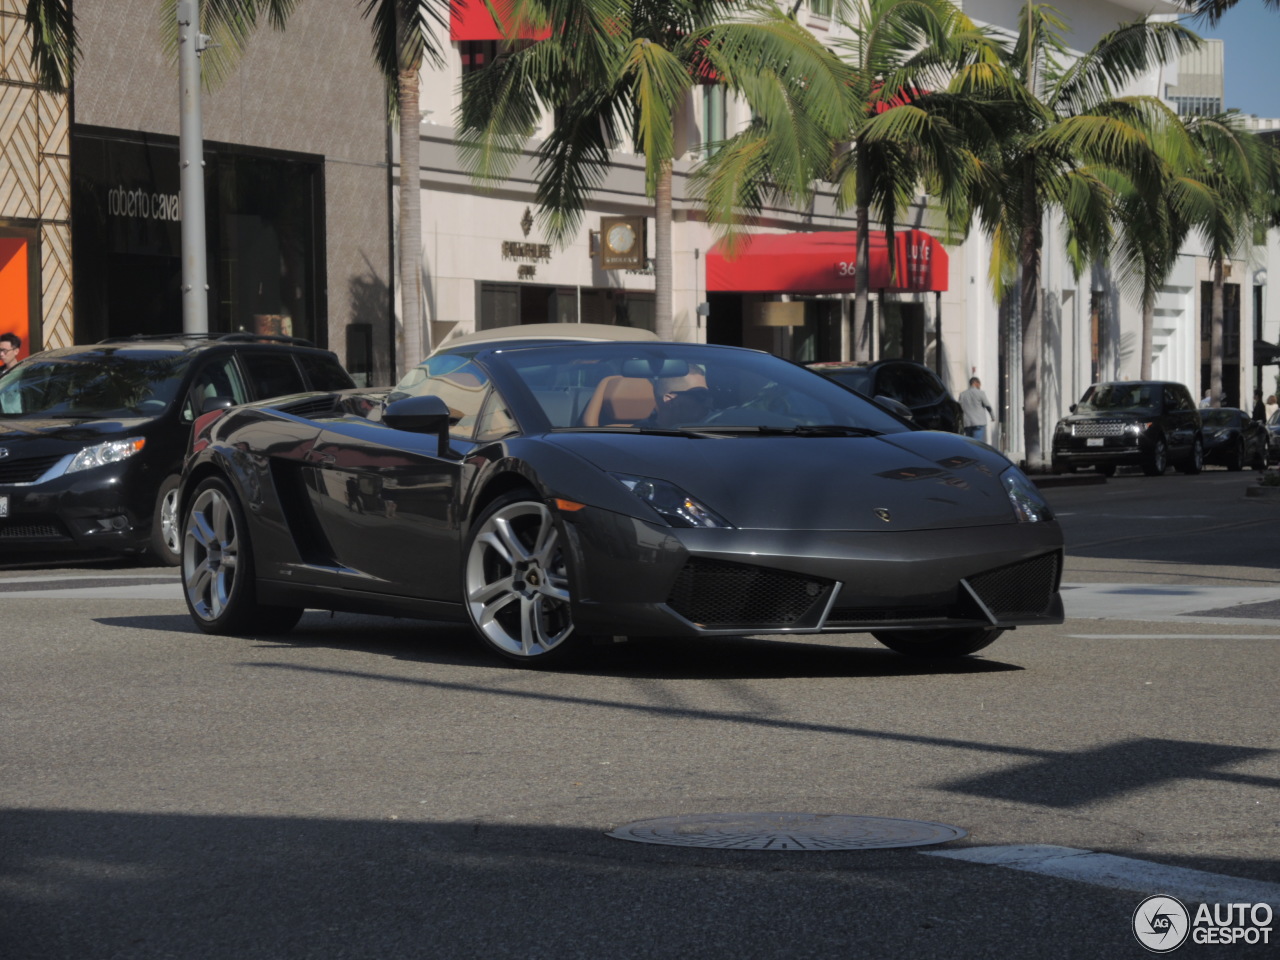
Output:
805 359 963 432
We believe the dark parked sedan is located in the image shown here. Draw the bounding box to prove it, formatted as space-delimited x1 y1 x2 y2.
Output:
1199 407 1267 471
805 359 963 432
179 339 1063 665
1051 380 1202 476
1267 409 1280 466
0 334 353 565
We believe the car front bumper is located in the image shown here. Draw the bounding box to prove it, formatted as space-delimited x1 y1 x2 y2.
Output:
560 506 1064 638
0 459 157 558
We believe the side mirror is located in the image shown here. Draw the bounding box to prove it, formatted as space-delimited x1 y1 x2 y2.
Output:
383 394 451 456
873 395 914 421
1069 403 1078 414
201 396 235 414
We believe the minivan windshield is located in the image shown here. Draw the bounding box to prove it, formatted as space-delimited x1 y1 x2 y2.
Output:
0 351 190 419
1077 383 1161 415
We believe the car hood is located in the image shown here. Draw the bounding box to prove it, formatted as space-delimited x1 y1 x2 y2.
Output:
0 417 155 451
545 429 1021 531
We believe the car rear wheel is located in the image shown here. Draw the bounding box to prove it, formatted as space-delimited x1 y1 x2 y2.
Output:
147 474 182 566
872 628 1004 658
1142 437 1168 476
464 492 586 666
182 476 302 636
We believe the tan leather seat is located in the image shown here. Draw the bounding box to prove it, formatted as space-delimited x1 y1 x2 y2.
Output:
581 376 657 426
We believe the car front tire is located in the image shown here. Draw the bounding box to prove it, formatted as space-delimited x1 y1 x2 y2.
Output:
464 491 586 666
1142 437 1168 476
1176 437 1203 475
182 476 302 636
872 628 1005 659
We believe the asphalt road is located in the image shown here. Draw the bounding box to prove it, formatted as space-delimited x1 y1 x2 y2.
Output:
2 467 1278 959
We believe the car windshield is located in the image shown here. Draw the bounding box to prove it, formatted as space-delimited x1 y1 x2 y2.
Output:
0 351 190 419
1200 409 1237 428
495 343 911 434
1077 383 1160 415
813 366 872 396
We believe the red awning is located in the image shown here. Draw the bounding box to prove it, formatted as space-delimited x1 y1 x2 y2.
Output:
450 0 551 41
706 229 948 294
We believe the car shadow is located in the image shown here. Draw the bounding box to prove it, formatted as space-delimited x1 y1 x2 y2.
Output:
93 610 1024 681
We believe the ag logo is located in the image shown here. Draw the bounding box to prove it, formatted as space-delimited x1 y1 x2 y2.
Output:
1133 895 1190 953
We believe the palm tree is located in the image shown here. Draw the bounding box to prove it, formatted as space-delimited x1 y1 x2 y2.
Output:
1107 125 1211 380
456 0 852 341
1178 0 1280 24
19 0 76 92
163 0 446 375
1180 113 1278 406
958 4 1200 465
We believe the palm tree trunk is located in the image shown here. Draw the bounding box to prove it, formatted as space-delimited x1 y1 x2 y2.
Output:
396 7 424 375
1140 290 1154 380
1020 177 1042 466
853 148 872 361
655 160 674 341
1211 256 1224 407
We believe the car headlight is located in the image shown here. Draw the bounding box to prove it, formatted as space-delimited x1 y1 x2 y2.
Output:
66 437 146 474
1000 466 1054 523
1126 421 1153 434
1054 421 1070 435
610 473 731 528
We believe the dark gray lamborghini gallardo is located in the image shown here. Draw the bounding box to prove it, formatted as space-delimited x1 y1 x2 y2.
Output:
178 338 1063 666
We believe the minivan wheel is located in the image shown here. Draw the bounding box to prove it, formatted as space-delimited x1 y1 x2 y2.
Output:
147 474 183 566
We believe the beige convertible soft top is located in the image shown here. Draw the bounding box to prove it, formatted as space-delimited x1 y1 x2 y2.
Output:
431 322 659 353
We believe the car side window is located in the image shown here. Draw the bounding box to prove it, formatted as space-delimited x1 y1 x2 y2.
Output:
298 353 355 392
240 352 307 400
475 389 519 442
182 358 248 422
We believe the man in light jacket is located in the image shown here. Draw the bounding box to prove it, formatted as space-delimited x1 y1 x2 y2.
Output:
959 376 996 443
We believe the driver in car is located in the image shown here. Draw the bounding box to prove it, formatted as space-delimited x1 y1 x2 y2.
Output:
644 366 712 427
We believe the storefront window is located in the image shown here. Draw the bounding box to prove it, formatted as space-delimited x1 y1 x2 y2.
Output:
72 130 325 345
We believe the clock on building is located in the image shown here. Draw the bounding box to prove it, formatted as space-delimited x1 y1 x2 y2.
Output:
599 216 646 270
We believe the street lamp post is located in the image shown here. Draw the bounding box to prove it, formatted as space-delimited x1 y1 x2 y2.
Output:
177 0 209 334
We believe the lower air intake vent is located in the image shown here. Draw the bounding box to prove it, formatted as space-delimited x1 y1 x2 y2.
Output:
667 558 830 628
965 552 1060 619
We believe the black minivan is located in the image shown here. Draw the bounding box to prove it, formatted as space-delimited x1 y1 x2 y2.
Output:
1051 381 1203 476
0 334 354 565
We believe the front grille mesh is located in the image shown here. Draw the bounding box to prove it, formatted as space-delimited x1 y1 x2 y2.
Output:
667 558 829 628
0 522 68 539
966 552 1060 619
1071 421 1126 438
0 455 63 484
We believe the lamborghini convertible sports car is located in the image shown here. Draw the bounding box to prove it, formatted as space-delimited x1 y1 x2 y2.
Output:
178 339 1063 665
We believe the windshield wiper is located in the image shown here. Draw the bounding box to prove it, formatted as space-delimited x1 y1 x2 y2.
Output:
692 424 884 437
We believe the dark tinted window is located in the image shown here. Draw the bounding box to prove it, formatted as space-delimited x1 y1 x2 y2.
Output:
183 357 248 422
241 353 306 399
1200 409 1240 428
816 368 872 396
1078 383 1160 415
298 353 355 391
878 363 943 407
0 351 189 418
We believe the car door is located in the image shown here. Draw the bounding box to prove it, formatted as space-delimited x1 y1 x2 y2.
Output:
304 355 491 600
1162 384 1194 456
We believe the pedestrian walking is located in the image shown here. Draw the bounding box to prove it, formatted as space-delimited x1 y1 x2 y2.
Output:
959 376 996 443
1252 389 1266 422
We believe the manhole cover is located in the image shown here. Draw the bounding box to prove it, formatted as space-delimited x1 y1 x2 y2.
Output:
607 812 967 851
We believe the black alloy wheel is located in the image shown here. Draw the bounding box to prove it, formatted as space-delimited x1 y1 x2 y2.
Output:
872 627 1005 658
182 476 303 636
1142 437 1168 476
463 490 587 666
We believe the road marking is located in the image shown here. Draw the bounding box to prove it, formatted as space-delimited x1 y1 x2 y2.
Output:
1068 634 1280 640
923 845 1280 905
1062 583 1280 622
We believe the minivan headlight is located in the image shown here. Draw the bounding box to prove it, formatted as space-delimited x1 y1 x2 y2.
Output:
1001 466 1054 523
66 437 146 474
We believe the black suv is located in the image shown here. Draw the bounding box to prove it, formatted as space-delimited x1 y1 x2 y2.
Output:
805 359 963 432
0 334 354 565
1051 381 1203 476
